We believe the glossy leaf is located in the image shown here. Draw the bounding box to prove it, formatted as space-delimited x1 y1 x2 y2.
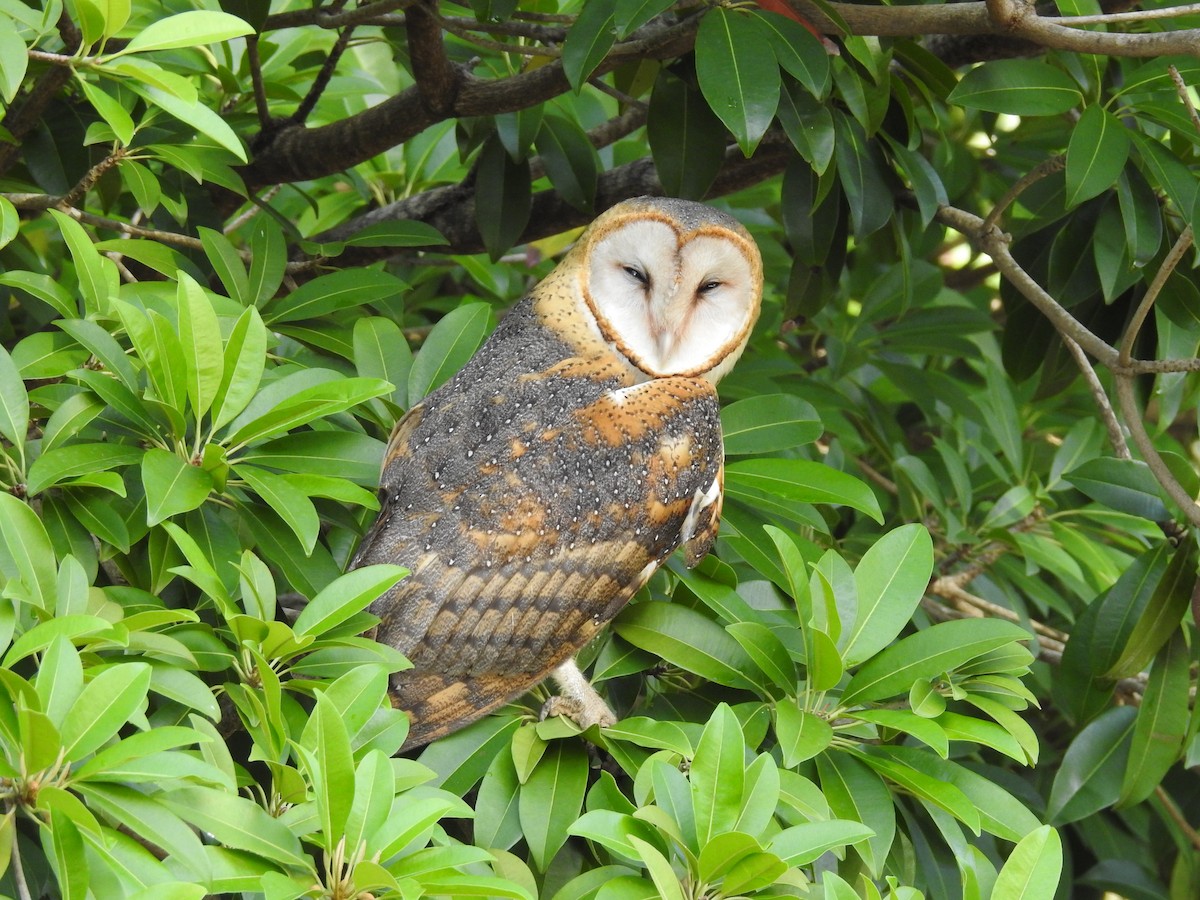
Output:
1119 631 1188 806
408 303 493 406
691 704 745 846
992 826 1063 899
647 71 726 201
0 345 29 455
842 524 933 665
841 618 1030 705
695 7 780 155
60 662 152 760
1066 105 1130 206
1046 706 1135 825
519 740 588 870
721 394 822 455
562 0 616 91
725 459 883 523
475 134 532 261
142 449 213 526
949 60 1082 115
535 114 599 213
1064 457 1168 521
265 268 405 324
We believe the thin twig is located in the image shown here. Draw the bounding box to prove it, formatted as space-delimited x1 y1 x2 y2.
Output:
1063 336 1130 459
10 817 31 900
937 205 1119 367
1114 374 1200 528
246 36 271 130
1155 786 1200 852
440 17 561 57
64 208 205 251
1170 64 1200 134
294 26 356 124
1119 225 1193 367
983 155 1065 233
1061 3 1200 25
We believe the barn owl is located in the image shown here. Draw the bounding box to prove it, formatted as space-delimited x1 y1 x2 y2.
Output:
354 197 763 749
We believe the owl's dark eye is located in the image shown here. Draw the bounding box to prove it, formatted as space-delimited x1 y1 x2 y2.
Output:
623 265 649 287
697 280 722 295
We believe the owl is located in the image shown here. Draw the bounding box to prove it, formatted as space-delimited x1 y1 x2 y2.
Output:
353 197 763 749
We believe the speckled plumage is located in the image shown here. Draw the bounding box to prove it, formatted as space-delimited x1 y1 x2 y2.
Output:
354 197 763 748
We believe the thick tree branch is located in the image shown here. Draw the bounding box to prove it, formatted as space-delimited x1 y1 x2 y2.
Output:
240 14 700 190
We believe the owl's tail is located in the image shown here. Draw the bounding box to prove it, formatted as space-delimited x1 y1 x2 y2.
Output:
395 669 540 750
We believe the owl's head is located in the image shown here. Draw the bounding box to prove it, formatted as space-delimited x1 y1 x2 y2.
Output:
568 197 763 385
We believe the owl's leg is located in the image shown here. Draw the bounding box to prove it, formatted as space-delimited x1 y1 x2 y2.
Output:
541 658 617 731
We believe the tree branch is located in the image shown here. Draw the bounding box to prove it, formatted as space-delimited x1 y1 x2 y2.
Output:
240 14 700 190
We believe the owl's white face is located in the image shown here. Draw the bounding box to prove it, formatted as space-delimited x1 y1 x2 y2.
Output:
579 211 761 384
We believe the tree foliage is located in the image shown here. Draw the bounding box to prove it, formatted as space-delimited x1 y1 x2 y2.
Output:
2 0 1200 897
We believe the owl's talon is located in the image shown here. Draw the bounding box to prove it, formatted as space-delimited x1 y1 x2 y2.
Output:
539 694 617 731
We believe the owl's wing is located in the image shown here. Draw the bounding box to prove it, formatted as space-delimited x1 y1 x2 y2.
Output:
355 363 724 747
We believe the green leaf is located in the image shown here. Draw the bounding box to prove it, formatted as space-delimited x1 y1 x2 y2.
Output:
176 273 224 420
265 268 405 324
48 806 88 900
247 217 286 306
1105 537 1196 679
1064 457 1168 521
769 820 875 867
1119 631 1188 806
27 442 144 497
628 836 684 900
162 785 309 868
48 210 119 316
842 618 1030 706
725 459 882 523
0 493 59 610
519 740 588 870
0 194 18 249
756 11 830 99
198 227 250 305
142 449 213 526
842 524 934 665
615 602 762 690
720 394 822 455
116 10 253 55
1046 705 1135 825
535 113 599 213
0 271 77 319
0 26 28 105
408 303 492 405
691 704 745 846
816 752 894 877
991 825 1063 899
223 376 391 449
647 70 726 201
614 0 674 37
307 220 449 256
354 316 412 410
211 305 268 432
948 60 1082 115
60 662 152 760
233 465 319 554
1066 105 1130 207
834 113 893 237
126 83 247 161
307 693 355 851
293 565 407 637
774 703 833 766
475 134 531 261
36 637 84 728
79 78 134 145
562 0 616 91
695 7 780 155
0 345 29 457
